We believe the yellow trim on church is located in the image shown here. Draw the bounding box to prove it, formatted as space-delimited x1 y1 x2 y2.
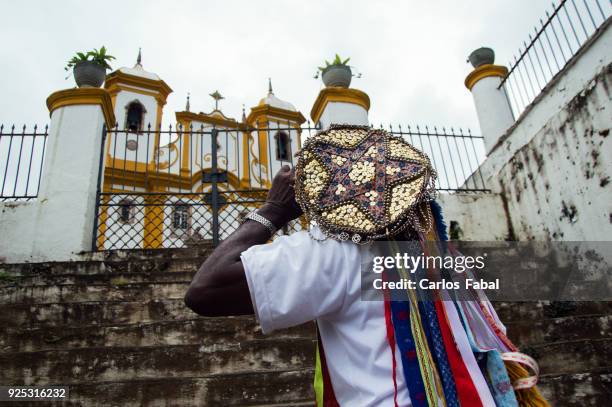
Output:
464 64 508 90
247 105 306 125
310 87 370 123
175 110 245 130
46 88 116 127
105 70 172 104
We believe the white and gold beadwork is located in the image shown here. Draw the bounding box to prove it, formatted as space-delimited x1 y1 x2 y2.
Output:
365 145 378 158
388 178 425 221
386 165 400 175
331 155 348 166
322 203 376 231
348 161 376 185
365 190 378 206
387 139 423 162
317 127 369 147
303 158 329 201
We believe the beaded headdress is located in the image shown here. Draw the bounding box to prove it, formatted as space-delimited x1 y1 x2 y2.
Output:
294 124 436 243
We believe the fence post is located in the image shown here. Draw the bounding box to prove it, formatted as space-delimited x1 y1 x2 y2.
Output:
210 129 220 246
91 124 108 251
3 88 116 262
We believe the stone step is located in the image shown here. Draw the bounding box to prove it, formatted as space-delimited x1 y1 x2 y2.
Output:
537 369 612 407
3 294 609 335
0 269 197 287
0 339 316 386
20 369 314 407
505 314 611 347
0 299 194 328
3 311 606 354
0 281 191 304
0 257 201 281
524 338 612 375
0 318 315 353
492 300 612 323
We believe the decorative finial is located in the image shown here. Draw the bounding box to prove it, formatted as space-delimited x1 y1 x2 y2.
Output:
268 78 273 95
209 90 224 110
186 92 190 112
136 47 142 66
241 104 247 123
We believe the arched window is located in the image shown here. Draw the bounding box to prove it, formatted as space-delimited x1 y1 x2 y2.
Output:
125 100 146 132
118 199 135 224
274 131 291 161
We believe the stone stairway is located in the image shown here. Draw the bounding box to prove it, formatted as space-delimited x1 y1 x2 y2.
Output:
0 247 610 406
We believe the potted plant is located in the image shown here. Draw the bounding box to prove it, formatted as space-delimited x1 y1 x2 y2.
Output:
65 46 115 88
318 54 352 88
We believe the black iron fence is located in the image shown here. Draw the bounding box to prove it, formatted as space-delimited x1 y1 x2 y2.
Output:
383 124 487 192
93 123 488 250
0 122 488 250
0 125 48 201
499 0 611 118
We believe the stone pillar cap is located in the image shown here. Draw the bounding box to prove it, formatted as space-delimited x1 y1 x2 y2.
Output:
47 88 116 127
464 64 509 90
310 87 370 123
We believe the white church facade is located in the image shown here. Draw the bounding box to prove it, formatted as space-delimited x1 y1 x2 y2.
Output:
99 52 308 249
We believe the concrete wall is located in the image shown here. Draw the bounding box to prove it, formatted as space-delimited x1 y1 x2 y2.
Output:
498 64 611 240
437 193 510 240
0 102 108 263
469 20 612 241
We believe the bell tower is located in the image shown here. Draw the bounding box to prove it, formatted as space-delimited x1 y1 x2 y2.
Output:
104 49 172 130
245 79 306 186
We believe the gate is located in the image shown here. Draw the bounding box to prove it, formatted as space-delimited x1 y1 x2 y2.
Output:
92 123 488 250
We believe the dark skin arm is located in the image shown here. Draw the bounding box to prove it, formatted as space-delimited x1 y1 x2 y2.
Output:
184 165 303 317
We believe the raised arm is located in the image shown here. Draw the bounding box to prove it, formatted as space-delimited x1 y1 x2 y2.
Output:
184 165 302 317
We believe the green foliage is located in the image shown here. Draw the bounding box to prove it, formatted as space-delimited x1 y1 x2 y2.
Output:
0 270 16 283
65 46 116 71
318 54 351 72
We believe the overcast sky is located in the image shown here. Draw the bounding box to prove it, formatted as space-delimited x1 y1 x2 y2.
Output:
0 0 553 132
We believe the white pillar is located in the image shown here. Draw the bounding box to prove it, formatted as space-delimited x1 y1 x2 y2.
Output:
31 88 115 260
310 87 370 129
465 64 515 152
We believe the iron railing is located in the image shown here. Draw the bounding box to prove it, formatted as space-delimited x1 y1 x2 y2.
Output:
383 124 487 192
499 0 611 118
94 123 488 250
0 121 488 249
0 125 48 201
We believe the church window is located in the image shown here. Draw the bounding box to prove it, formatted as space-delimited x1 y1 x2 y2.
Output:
172 203 190 230
118 199 135 223
275 131 291 161
125 100 146 132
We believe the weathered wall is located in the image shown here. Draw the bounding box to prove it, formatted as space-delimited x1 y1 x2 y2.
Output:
498 65 611 240
468 20 612 241
437 193 510 240
0 103 108 263
1 247 609 406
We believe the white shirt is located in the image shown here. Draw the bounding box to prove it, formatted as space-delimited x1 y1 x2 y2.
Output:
241 230 412 407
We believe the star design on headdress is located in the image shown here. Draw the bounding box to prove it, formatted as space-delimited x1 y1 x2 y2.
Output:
310 129 428 225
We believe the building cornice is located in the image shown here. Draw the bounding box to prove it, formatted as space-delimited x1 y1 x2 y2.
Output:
310 87 370 123
247 105 306 125
464 64 508 90
105 70 173 104
175 110 246 129
46 88 116 127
